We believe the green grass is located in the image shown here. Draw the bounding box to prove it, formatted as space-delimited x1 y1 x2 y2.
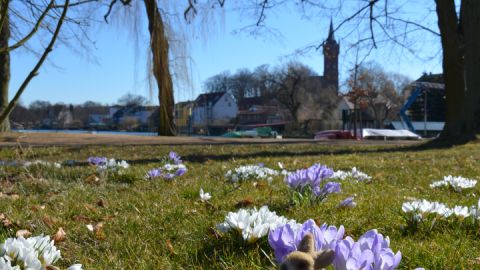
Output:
1 142 480 269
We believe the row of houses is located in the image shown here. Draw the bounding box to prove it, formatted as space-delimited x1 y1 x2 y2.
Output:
174 91 359 136
87 106 156 131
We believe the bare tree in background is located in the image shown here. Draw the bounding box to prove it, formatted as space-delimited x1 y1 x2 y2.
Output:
204 66 273 103
351 63 406 128
117 93 149 107
270 61 317 124
204 71 231 94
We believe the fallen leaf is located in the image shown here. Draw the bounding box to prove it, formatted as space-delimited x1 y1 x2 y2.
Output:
101 215 115 222
0 213 12 228
84 204 98 213
16 229 32 238
86 222 106 240
94 222 104 231
42 216 58 228
253 182 267 189
235 198 254 208
94 222 105 240
30 205 46 212
84 174 100 184
53 227 66 243
72 215 92 223
166 239 176 255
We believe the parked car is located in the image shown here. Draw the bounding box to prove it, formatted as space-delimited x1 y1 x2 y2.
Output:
314 130 355 140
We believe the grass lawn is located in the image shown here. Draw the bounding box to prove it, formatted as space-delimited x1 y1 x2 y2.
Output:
1 142 480 269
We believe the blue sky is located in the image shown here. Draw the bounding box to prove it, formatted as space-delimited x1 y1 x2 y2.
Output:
9 2 442 106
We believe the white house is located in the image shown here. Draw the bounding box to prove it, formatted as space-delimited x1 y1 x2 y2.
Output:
192 92 238 128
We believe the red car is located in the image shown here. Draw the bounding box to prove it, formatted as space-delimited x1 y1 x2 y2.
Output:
314 130 356 140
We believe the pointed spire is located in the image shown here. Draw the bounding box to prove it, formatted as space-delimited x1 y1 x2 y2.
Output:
327 18 335 41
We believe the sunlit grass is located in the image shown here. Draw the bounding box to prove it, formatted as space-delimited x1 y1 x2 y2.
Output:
0 142 480 269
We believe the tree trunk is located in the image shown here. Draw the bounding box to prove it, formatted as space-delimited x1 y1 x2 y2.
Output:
143 0 176 136
462 0 480 135
435 0 469 142
0 3 10 132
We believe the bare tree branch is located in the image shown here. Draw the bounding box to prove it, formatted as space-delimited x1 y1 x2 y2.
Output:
0 0 54 53
104 0 132 23
0 0 70 126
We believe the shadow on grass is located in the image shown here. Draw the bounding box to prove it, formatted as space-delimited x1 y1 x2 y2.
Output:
175 140 459 164
22 138 478 166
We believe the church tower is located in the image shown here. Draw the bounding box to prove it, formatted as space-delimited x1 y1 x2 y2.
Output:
323 20 339 93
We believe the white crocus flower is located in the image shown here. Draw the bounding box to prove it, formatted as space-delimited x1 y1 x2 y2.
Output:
217 206 294 242
434 204 452 218
96 158 130 172
199 188 212 202
402 199 478 221
452 206 470 219
332 167 371 181
225 165 279 183
0 235 64 270
68 264 84 270
430 175 477 192
0 258 19 270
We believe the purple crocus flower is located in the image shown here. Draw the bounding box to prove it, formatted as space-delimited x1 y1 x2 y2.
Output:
163 173 176 180
87 156 107 166
168 151 182 164
268 219 344 263
308 164 334 187
338 197 357 208
333 229 401 270
146 168 162 179
268 222 302 262
313 182 341 198
175 167 187 177
285 164 334 190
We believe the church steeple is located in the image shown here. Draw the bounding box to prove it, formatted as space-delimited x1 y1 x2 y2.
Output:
327 19 335 41
323 19 339 93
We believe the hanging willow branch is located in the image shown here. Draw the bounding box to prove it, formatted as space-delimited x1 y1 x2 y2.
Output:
0 0 70 127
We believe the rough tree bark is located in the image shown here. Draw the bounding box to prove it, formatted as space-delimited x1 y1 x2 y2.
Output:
435 0 469 142
144 0 176 136
0 1 10 131
435 0 480 144
462 0 480 135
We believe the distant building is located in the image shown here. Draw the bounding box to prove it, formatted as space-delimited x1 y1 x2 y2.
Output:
302 20 340 95
339 96 376 134
88 107 119 129
174 101 194 134
192 92 238 135
236 97 289 132
397 73 445 137
292 20 342 133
